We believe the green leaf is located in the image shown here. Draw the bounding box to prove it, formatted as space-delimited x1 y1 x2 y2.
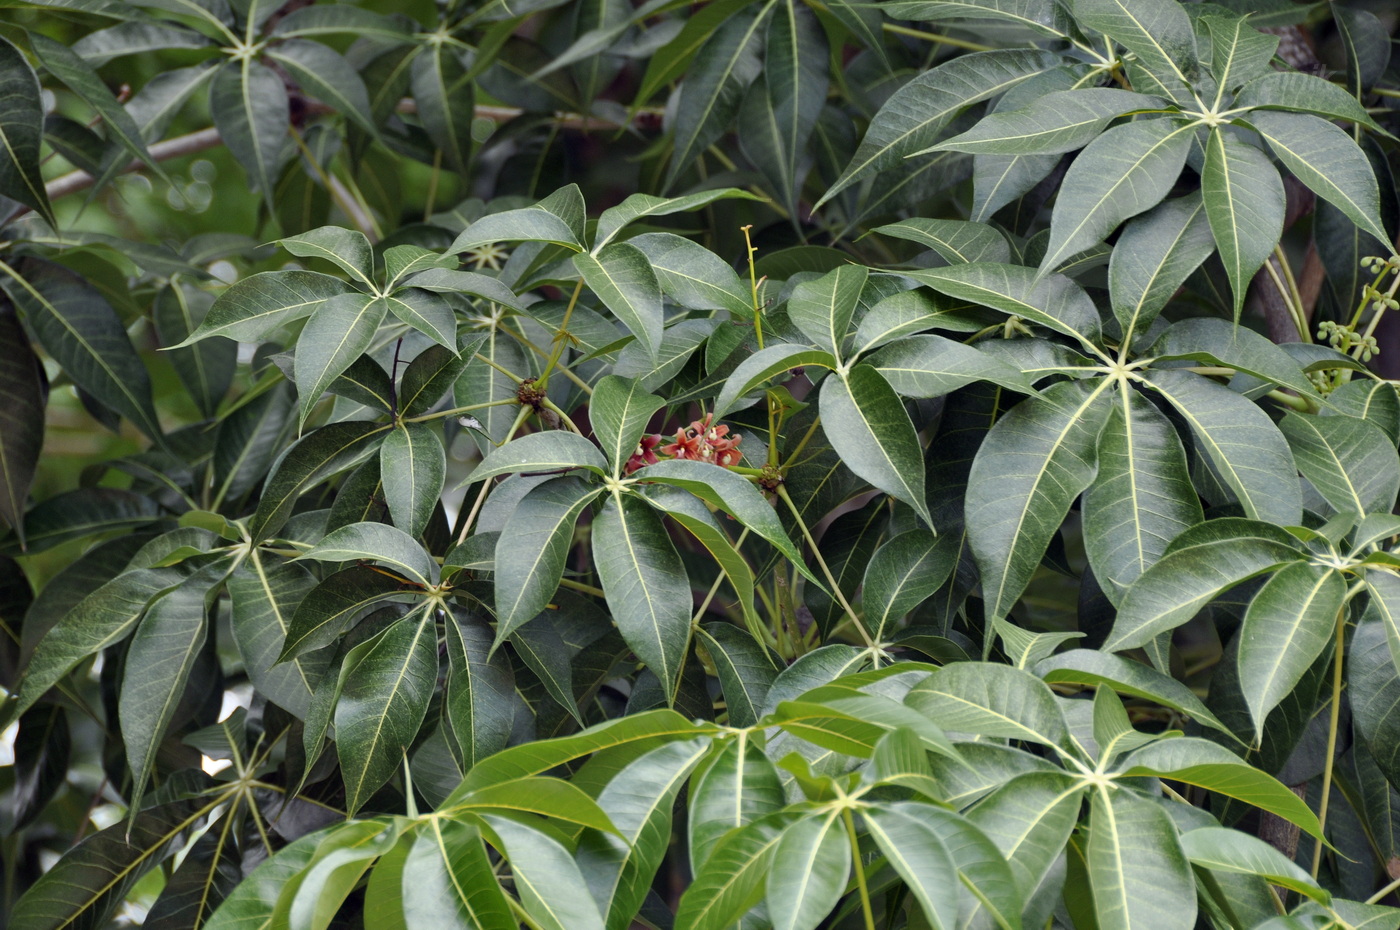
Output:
1236 560 1344 742
278 226 374 288
251 420 388 541
675 811 798 930
906 662 1070 748
665 6 765 191
1074 0 1197 97
144 816 243 930
278 565 410 662
1103 518 1300 652
861 804 962 930
1118 736 1325 837
1085 788 1196 930
1036 649 1231 735
788 264 867 359
449 184 587 253
819 366 932 527
478 814 607 930
627 232 753 315
8 799 209 930
1040 117 1195 274
1108 194 1217 338
688 733 784 871
593 189 761 252
209 59 287 200
700 626 775 728
1150 317 1318 398
853 290 989 354
12 567 183 720
967 379 1113 623
879 227 1011 280
0 35 54 225
271 4 411 40
865 333 1035 398
380 422 446 538
630 458 810 575
1279 412 1400 516
745 0 827 212
493 476 601 643
1325 379 1400 444
30 33 161 176
399 344 469 418
1142 369 1301 526
227 554 323 719
816 49 1057 208
862 530 958 640
120 576 212 806
464 430 609 484
392 820 515 930
1352 618 1400 790
442 609 515 772
1082 385 1202 603
404 269 526 311
1179 827 1329 902
1363 571 1400 679
293 293 386 424
1235 71 1381 131
593 492 693 702
1203 13 1278 94
577 738 711 930
0 302 45 545
454 777 620 834
1335 5 1391 98
185 270 351 344
336 613 438 814
714 345 838 416
935 87 1164 156
591 376 664 475
410 42 475 174
879 801 1023 930
284 820 401 930
966 772 1083 910
903 262 1102 350
153 281 234 418
302 521 438 586
1244 110 1389 245
1202 129 1285 320
882 0 1070 35
766 813 849 930
574 244 665 363
4 259 164 445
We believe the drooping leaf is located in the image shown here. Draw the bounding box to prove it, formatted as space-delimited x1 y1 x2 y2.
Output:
0 301 45 544
410 42 475 174
1082 385 1202 604
209 59 287 201
336 613 438 814
819 366 932 528
766 813 849 930
593 492 693 703
1201 128 1285 320
967 378 1113 623
1108 194 1216 338
1179 827 1329 903
1279 411 1400 517
0 35 54 225
443 609 516 773
380 422 447 538
1039 117 1195 273
1085 788 1197 930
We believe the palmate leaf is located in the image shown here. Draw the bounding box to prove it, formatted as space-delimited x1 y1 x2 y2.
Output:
0 301 45 545
574 243 665 363
410 42 475 175
816 48 1058 208
493 476 601 644
1085 788 1196 930
1202 13 1278 96
1102 518 1301 652
1039 117 1195 274
861 804 962 930
379 422 446 538
153 281 235 419
1108 193 1214 338
301 521 438 586
143 813 244 930
714 345 838 416
866 333 1036 398
787 264 867 359
665 5 766 191
766 813 849 930
687 733 783 876
862 530 959 640
336 612 438 815
906 662 1070 749
184 271 352 345
0 35 54 225
1082 384 1202 604
387 820 515 930
251 419 389 542
873 218 1012 264
1234 71 1382 132
966 378 1113 624
450 184 587 253
1201 128 1285 320
743 0 827 213
294 292 387 425
904 262 1102 350
9 798 214 930
209 58 287 202
478 814 607 930
1036 649 1231 735
1073 0 1197 99
577 737 711 930
1280 411 1400 516
226 554 323 719
675 811 800 930
627 233 753 314
443 610 515 773
646 487 763 639
590 376 664 476
819 366 932 527
935 88 1164 156
593 491 693 703
4 259 165 446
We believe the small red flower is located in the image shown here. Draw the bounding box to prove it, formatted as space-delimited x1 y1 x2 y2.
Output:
659 414 742 467
624 434 662 475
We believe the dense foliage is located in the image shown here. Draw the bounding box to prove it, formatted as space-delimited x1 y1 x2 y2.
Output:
5 0 1400 927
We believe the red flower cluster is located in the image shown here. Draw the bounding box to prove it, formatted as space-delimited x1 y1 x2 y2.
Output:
622 414 744 475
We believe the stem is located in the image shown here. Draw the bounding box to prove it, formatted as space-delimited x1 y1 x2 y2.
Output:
289 126 380 241
741 224 764 349
1263 250 1308 343
1266 389 1313 413
540 397 583 435
506 895 547 930
404 398 519 424
423 149 442 223
784 415 823 468
1368 873 1400 905
537 279 584 389
881 21 995 51
455 406 531 544
471 352 526 384
777 485 875 648
558 578 605 598
1311 602 1348 879
841 809 877 930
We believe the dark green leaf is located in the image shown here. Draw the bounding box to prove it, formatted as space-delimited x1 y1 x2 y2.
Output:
251 420 388 541
0 35 54 225
380 422 446 538
1280 411 1400 516
209 59 287 200
494 476 600 643
1201 128 1285 320
0 301 45 544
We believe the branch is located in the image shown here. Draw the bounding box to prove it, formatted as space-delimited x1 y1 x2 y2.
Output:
36 101 664 209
